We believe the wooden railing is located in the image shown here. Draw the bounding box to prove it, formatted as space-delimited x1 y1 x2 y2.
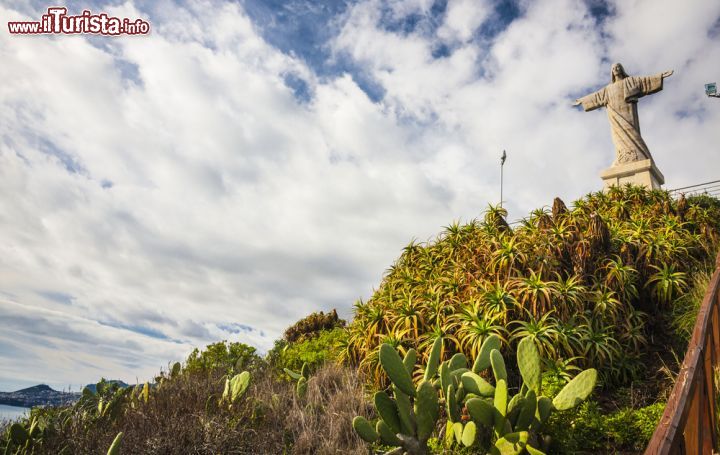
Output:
645 251 720 454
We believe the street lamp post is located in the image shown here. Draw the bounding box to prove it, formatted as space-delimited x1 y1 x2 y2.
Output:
706 83 719 98
500 150 507 208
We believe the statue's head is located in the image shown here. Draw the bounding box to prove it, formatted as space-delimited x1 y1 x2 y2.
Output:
611 63 628 82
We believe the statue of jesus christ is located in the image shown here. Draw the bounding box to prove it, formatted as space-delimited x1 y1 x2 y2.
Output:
574 63 673 166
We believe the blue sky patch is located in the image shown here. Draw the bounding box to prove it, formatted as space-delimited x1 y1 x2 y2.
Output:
37 291 74 305
217 322 256 334
99 320 182 343
283 73 313 103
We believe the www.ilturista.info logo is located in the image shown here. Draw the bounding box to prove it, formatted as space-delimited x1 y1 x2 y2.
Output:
8 7 150 35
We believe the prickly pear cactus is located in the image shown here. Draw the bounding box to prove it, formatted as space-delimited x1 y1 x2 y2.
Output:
352 335 596 455
353 340 443 455
228 371 251 403
516 337 541 393
379 343 416 397
552 368 597 411
285 362 311 399
462 336 596 454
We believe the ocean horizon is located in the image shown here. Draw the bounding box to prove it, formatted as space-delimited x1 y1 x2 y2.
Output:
0 404 29 422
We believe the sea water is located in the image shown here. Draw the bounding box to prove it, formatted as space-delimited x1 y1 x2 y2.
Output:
0 404 29 422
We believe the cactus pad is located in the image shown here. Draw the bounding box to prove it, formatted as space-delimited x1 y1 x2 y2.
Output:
494 379 508 416
461 421 477 447
493 431 529 455
515 390 536 431
446 384 460 422
403 348 418 375
424 337 443 381
376 419 401 446
466 397 494 427
473 334 501 372
374 391 401 434
414 380 439 441
283 368 302 381
449 352 468 371
352 416 379 443
394 387 415 436
490 349 507 382
380 343 416 397
453 421 464 444
535 396 552 429
296 376 308 398
461 371 496 397
516 337 541 393
229 371 250 403
552 369 597 411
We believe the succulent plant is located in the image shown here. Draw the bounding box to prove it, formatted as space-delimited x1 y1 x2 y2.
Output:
354 334 597 455
222 371 251 407
3 416 49 454
107 432 123 455
456 335 597 454
353 341 443 455
284 362 310 398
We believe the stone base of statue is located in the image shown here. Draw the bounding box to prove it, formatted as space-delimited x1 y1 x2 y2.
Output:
600 159 665 190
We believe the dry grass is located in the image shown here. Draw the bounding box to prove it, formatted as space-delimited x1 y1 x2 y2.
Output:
36 362 372 454
286 363 372 454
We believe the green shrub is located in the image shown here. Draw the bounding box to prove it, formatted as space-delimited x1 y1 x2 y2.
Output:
269 327 346 374
283 309 346 342
184 340 260 375
545 400 664 452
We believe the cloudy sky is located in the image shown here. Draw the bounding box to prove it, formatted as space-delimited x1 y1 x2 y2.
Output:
1 0 718 392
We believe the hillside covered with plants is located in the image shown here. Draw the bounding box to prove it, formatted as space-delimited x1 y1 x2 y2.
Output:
2 185 720 454
347 186 719 389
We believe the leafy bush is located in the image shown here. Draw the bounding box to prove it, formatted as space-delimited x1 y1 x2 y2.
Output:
184 340 260 375
671 267 713 343
545 400 664 452
284 309 346 343
269 327 347 374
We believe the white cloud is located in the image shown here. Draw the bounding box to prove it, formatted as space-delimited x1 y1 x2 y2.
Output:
437 0 491 43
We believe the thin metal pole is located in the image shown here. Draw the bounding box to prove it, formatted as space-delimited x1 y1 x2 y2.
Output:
500 150 506 208
500 163 503 208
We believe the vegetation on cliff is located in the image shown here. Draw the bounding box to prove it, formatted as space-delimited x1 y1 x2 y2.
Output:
3 186 719 454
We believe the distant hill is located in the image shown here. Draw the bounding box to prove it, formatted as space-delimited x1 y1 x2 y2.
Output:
0 384 80 408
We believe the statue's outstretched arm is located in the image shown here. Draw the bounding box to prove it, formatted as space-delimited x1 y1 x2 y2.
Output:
661 70 674 78
574 87 607 111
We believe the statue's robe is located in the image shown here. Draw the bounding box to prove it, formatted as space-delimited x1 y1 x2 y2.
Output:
578 74 664 165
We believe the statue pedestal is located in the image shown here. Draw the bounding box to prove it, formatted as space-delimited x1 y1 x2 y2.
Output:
600 159 665 190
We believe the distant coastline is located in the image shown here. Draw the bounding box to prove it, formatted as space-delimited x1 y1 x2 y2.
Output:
0 384 80 408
